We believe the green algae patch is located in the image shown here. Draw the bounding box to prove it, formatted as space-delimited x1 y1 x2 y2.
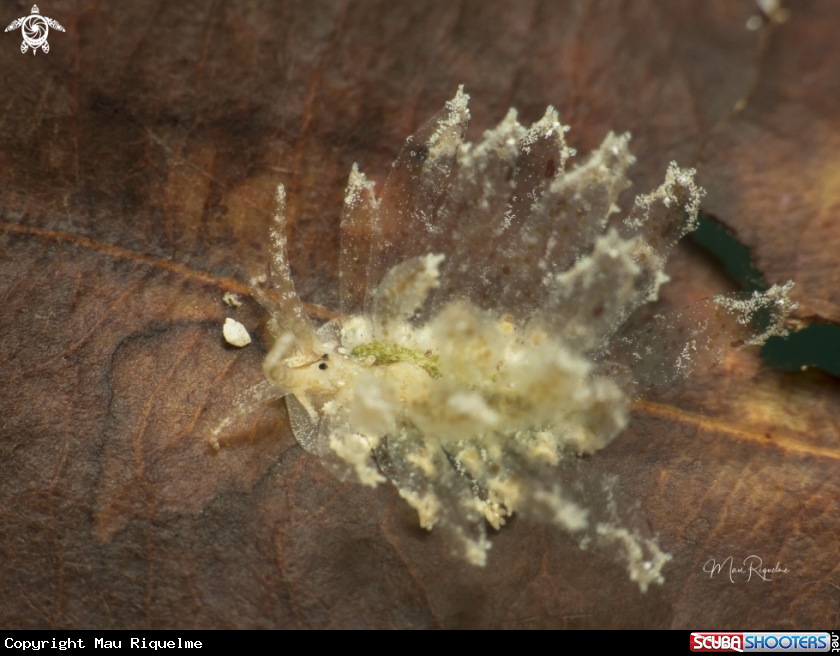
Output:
350 341 442 378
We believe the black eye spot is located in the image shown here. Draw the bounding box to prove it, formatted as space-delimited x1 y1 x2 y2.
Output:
319 363 328 370
322 353 329 360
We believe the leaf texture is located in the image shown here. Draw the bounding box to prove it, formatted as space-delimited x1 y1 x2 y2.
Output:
1 0 839 629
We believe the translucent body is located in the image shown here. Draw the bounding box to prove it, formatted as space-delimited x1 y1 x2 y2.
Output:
211 88 795 590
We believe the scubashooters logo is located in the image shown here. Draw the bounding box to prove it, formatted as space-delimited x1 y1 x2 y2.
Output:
690 632 834 652
4 5 64 54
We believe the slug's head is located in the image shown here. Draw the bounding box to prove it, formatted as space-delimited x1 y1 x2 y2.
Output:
262 331 360 398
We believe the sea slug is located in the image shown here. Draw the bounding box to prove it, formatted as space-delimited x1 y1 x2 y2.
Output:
211 87 795 590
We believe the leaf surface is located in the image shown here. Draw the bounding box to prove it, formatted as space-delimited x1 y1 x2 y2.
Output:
1 0 838 628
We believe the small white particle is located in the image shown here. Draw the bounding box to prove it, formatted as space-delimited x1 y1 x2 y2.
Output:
223 292 242 308
223 318 251 347
249 274 268 286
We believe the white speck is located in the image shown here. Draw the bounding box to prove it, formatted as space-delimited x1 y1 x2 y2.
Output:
249 274 267 286
223 318 251 347
223 292 242 308
746 15 763 30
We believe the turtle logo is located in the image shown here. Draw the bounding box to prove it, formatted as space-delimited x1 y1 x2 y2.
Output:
5 5 64 55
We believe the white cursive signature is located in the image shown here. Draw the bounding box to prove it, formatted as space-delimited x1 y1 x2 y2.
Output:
703 555 790 582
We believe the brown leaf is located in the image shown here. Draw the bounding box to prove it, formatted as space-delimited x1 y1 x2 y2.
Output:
1 0 838 629
700 0 840 324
